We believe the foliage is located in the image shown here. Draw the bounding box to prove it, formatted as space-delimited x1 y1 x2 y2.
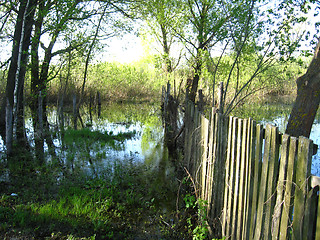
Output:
46 57 167 103
182 177 210 240
63 128 136 147
134 0 186 72
205 54 308 105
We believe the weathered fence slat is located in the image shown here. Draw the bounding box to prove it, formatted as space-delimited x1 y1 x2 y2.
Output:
205 110 216 213
292 136 313 240
184 101 194 170
303 187 318 240
211 113 220 219
213 113 228 233
263 125 280 239
222 116 233 236
248 123 263 239
200 115 209 200
242 118 255 240
272 134 290 239
236 119 247 239
230 118 243 239
224 116 237 238
254 125 272 239
279 136 297 240
183 101 316 240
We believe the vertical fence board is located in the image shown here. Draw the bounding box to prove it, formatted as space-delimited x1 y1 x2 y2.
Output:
211 113 220 219
184 101 194 170
292 137 313 240
222 116 234 236
226 117 238 238
279 137 297 240
303 187 318 240
236 119 247 239
272 134 290 239
254 124 273 239
263 125 280 239
231 119 243 239
192 108 200 185
201 116 209 200
242 119 255 240
249 124 263 239
213 114 227 235
205 110 216 213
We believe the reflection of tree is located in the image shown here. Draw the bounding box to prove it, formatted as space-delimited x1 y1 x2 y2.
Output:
141 118 163 160
95 103 156 125
233 103 292 124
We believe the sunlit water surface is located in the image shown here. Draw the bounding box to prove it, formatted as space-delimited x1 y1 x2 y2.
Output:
234 101 320 176
2 101 320 179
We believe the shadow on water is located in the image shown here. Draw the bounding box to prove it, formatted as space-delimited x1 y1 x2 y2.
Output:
0 102 185 239
50 102 179 206
233 100 320 176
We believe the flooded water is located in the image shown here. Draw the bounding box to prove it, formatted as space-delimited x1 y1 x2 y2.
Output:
234 101 320 176
2 100 320 181
45 101 320 177
49 103 169 164
46 103 178 210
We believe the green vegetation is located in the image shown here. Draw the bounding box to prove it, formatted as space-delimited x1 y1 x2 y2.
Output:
24 53 308 109
0 124 191 239
45 58 168 104
0 161 178 239
0 0 317 238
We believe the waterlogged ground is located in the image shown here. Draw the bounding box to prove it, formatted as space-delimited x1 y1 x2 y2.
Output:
1 99 320 239
0 103 191 239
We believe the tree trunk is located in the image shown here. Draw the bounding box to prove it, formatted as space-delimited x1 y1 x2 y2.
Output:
160 23 172 73
189 57 202 103
2 0 37 154
285 38 320 138
15 0 37 146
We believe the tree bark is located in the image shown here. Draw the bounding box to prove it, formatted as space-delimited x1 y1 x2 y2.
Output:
160 23 172 73
1 0 37 154
285 38 320 138
189 55 202 103
15 0 37 145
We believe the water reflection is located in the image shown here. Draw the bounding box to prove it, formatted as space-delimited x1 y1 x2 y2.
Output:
45 103 170 172
234 102 320 176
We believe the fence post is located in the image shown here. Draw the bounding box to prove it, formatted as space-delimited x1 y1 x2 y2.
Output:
73 94 77 129
218 82 224 114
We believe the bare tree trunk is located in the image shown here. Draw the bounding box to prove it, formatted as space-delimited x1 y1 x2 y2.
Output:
15 0 37 146
285 38 320 138
3 0 36 155
189 57 202 103
160 23 172 73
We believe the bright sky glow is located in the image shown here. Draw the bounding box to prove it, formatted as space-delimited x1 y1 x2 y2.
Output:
100 34 145 63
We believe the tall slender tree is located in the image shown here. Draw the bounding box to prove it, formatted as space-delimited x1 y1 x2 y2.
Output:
3 0 37 155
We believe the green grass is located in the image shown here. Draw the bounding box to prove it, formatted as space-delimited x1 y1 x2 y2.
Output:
0 127 190 239
0 161 186 239
62 128 136 150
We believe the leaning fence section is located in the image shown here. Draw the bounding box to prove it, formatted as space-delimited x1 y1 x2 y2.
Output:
183 100 320 239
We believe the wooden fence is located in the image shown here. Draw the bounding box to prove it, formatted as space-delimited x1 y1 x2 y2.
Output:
184 100 320 239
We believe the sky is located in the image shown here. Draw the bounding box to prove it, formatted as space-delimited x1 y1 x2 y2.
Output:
101 34 145 63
